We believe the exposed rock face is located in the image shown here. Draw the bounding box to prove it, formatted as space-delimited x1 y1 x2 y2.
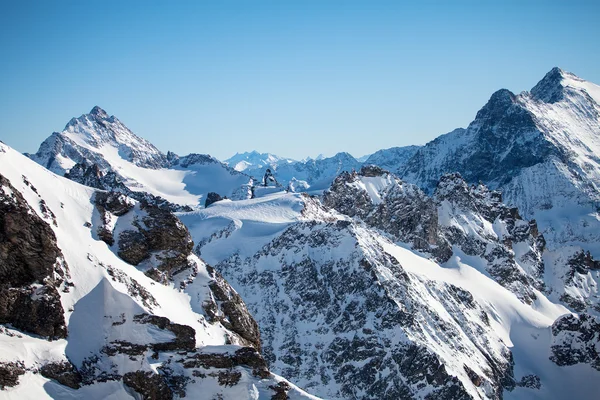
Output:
0 174 68 339
206 217 515 399
65 162 129 193
79 299 271 398
94 191 135 246
434 173 546 303
120 201 194 282
557 250 600 312
203 265 262 350
550 313 600 371
93 191 194 283
132 314 196 352
0 361 26 390
71 162 192 212
270 381 291 400
567 250 600 279
123 371 173 400
182 347 270 379
0 285 67 339
0 142 315 399
0 174 63 287
324 167 442 255
27 107 252 211
324 168 546 303
205 191 224 207
400 89 555 194
40 361 82 389
517 374 541 390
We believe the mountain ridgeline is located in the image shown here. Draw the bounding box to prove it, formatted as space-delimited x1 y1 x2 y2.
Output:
0 67 598 399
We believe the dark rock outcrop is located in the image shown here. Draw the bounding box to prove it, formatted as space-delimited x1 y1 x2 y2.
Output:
93 191 195 283
118 201 194 282
517 374 541 390
66 162 128 193
203 265 261 351
0 174 63 287
324 168 443 255
0 174 68 339
270 381 291 400
0 361 26 390
40 361 82 389
123 371 173 400
182 346 270 379
205 192 223 208
133 313 196 352
550 313 600 371
0 285 67 339
207 217 512 399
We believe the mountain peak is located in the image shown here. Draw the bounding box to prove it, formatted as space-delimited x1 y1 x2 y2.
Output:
530 67 569 103
474 88 516 121
89 105 108 119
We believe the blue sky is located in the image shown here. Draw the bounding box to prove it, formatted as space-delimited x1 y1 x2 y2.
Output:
1 1 599 160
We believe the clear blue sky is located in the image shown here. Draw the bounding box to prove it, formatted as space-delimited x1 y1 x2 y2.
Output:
1 1 599 160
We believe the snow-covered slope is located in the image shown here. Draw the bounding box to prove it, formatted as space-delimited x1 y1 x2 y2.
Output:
27 107 253 209
0 142 317 399
178 183 600 399
399 68 600 256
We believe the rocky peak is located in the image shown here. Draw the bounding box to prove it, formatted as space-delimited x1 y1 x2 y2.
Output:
530 67 567 103
359 164 387 177
89 105 109 119
434 173 471 200
174 153 219 168
474 88 517 122
331 151 357 163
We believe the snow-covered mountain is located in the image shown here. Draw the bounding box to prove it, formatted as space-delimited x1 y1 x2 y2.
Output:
0 142 317 399
325 166 600 315
179 175 600 400
223 151 363 193
224 151 296 172
27 107 254 209
398 68 600 256
5 66 600 400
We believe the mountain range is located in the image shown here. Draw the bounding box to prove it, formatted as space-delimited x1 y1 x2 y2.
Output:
1 67 600 399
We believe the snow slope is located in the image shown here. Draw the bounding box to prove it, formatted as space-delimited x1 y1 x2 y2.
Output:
0 142 318 399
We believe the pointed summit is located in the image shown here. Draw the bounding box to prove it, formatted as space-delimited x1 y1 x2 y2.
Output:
89 105 108 119
474 88 516 122
530 67 569 103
